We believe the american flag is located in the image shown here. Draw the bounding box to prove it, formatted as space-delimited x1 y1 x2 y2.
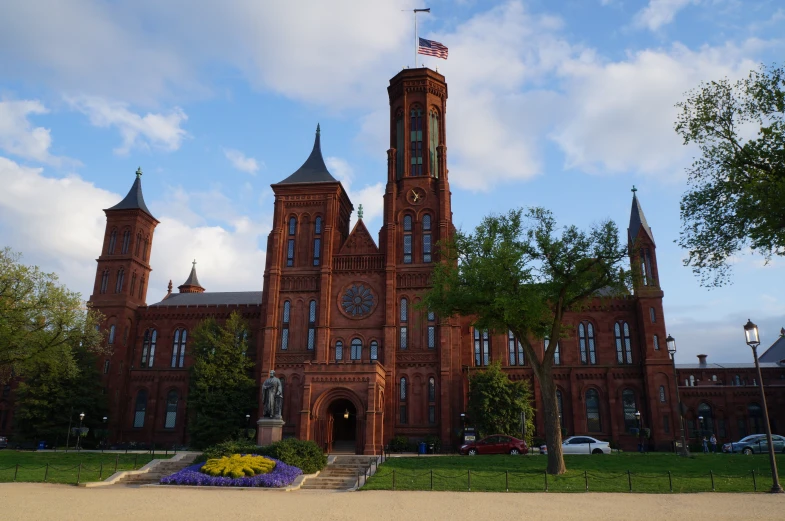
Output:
418 37 448 60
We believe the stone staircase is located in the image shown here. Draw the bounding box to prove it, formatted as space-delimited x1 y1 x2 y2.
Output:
115 452 199 485
301 455 377 491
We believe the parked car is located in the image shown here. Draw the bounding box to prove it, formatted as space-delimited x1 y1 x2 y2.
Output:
722 434 785 454
0 436 7 449
460 435 528 455
539 436 611 455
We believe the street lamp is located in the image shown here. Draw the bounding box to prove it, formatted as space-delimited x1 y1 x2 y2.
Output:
76 412 85 452
743 319 783 493
102 416 108 453
635 411 642 453
666 334 689 456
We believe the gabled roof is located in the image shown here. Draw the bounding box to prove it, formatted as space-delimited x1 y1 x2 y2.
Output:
107 168 155 219
148 291 263 307
759 331 785 363
628 190 654 245
275 124 338 185
338 218 379 255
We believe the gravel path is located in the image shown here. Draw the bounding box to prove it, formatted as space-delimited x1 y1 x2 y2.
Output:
1 483 784 521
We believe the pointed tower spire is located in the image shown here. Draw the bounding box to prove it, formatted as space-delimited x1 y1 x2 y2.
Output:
275 124 338 185
178 259 205 294
107 167 155 219
628 187 654 245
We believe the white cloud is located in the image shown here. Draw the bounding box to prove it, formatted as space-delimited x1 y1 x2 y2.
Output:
223 148 260 174
633 0 699 32
0 100 70 165
0 155 267 300
326 156 384 233
66 96 188 155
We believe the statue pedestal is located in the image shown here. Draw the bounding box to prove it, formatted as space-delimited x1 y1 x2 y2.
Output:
257 418 285 446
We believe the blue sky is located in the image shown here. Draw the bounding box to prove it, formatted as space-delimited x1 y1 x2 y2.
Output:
0 0 783 363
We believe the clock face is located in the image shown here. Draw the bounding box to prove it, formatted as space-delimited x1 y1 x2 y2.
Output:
407 188 425 205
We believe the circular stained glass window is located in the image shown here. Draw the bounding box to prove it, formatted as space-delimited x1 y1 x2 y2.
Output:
341 284 375 317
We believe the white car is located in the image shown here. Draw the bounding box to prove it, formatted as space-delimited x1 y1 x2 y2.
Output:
540 436 611 455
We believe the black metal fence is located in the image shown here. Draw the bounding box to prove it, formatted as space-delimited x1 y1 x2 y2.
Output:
0 454 158 485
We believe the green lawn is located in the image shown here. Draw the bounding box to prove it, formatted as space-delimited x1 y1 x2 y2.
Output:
362 453 785 493
0 451 174 484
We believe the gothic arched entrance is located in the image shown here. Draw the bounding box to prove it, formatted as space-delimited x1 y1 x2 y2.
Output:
329 399 357 454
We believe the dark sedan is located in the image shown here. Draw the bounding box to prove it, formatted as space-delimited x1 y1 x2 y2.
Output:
460 435 528 455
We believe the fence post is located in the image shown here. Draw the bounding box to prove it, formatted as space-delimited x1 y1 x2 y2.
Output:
584 470 588 492
134 454 138 469
710 470 715 491
392 469 396 491
44 463 49 482
506 470 509 492
468 469 471 491
115 454 119 474
544 470 548 492
14 463 19 481
668 470 672 492
76 463 82 485
99 461 103 480
752 469 757 492
627 470 632 492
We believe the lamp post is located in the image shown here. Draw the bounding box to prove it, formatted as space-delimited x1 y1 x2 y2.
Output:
102 416 108 453
635 411 642 453
76 412 85 452
666 334 689 456
743 319 783 493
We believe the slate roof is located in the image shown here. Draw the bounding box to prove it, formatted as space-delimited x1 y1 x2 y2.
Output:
275 124 338 185
148 291 263 307
180 264 202 288
759 332 785 363
675 362 784 369
107 171 155 219
628 192 654 244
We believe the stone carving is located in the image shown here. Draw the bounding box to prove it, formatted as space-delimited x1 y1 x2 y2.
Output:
340 283 375 317
262 370 283 419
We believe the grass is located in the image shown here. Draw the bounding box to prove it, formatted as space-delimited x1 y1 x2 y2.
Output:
0 451 174 484
362 453 785 493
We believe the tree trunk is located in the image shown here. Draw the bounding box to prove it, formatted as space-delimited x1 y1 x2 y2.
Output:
536 368 566 475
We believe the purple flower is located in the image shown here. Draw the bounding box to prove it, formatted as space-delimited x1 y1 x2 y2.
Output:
160 455 302 487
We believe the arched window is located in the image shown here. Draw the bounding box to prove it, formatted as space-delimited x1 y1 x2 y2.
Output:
313 217 322 266
659 385 666 403
474 328 490 366
287 217 296 267
428 377 436 424
108 229 117 254
135 232 142 257
422 214 432 263
653 334 660 350
171 329 187 368
108 325 116 345
508 331 524 366
556 389 564 428
410 107 423 176
164 390 178 429
100 269 109 294
689 375 695 386
122 230 131 254
427 309 436 350
143 237 149 260
395 111 404 180
307 300 317 351
622 389 637 432
734 374 741 386
399 298 408 349
586 389 601 432
649 307 656 323
400 377 408 424
133 389 147 428
115 268 124 293
370 340 378 361
140 329 157 368
403 215 413 264
130 273 137 296
615 322 633 364
698 402 714 434
579 322 597 365
545 337 560 365
748 403 763 434
351 338 362 360
640 248 654 286
428 109 439 177
335 340 343 361
281 301 290 350
138 276 145 299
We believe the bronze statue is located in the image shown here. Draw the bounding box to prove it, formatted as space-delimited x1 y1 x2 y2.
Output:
262 370 283 419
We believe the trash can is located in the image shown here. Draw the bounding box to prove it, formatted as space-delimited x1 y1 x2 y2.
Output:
418 441 427 455
38 441 46 450
428 444 435 454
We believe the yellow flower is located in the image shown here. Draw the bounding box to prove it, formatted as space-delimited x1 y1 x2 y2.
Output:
201 454 276 478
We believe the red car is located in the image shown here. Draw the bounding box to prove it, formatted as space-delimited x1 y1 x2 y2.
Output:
460 435 528 455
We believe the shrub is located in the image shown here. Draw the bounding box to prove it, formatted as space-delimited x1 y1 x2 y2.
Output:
388 435 410 453
423 434 442 453
195 438 260 464
258 438 326 474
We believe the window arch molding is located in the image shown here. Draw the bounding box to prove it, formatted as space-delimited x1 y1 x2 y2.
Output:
577 319 597 365
170 326 188 368
133 388 149 428
334 338 345 361
164 388 179 429
368 338 380 361
402 213 414 264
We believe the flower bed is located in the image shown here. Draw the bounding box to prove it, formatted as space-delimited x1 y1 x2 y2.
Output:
160 456 302 487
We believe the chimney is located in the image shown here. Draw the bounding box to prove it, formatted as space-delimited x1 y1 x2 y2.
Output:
697 354 708 367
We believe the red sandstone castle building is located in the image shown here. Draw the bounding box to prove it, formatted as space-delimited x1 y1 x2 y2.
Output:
38 68 782 454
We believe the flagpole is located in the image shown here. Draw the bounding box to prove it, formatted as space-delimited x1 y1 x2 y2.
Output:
413 8 431 69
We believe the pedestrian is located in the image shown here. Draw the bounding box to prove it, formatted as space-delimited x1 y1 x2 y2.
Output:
702 436 709 453
710 433 717 453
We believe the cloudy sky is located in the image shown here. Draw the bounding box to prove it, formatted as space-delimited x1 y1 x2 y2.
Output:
1 0 783 363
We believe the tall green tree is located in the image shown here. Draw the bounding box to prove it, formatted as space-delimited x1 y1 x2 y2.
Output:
468 362 534 446
676 64 785 286
188 311 256 449
423 208 629 474
0 248 104 384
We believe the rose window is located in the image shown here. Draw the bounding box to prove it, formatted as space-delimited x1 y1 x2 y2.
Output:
341 284 375 317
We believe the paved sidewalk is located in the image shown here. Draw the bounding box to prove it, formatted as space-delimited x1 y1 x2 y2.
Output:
1 483 784 521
